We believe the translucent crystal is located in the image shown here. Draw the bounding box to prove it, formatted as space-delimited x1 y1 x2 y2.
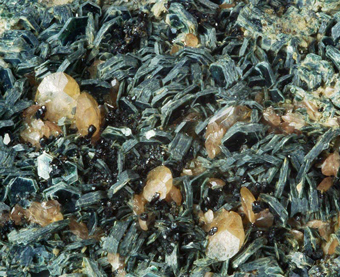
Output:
281 112 305 131
69 218 89 239
317 177 334 192
204 122 226 159
184 33 199 47
75 92 101 138
255 209 274 228
206 210 245 261
132 194 148 231
20 118 62 148
240 187 256 224
143 166 173 202
107 253 126 276
27 200 63 227
10 205 27 225
37 153 53 180
208 178 226 190
263 107 281 126
321 152 340 176
35 72 80 123
205 106 251 159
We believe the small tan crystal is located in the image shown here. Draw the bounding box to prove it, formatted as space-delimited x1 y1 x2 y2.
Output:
321 152 340 176
143 166 173 202
75 92 101 138
35 72 80 123
20 118 62 148
69 218 89 240
208 178 226 190
263 107 281 127
10 205 28 225
240 187 256 224
107 253 126 276
206 210 245 261
281 112 305 131
27 200 63 227
132 194 148 231
205 122 226 159
205 106 251 159
184 33 199 47
255 209 274 228
317 177 334 192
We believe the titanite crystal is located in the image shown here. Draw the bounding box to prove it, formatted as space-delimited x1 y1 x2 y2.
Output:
69 218 89 239
317 177 334 192
27 200 63 227
240 187 256 224
20 105 62 147
132 194 148 231
184 33 199 47
205 106 251 159
35 72 80 123
281 112 305 131
205 122 226 159
10 205 28 225
107 253 126 276
75 92 101 138
206 210 245 261
208 178 226 190
263 107 281 126
143 166 173 202
255 209 274 228
321 152 340 176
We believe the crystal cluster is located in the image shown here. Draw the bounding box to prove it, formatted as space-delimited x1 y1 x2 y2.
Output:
10 200 63 227
133 166 182 230
21 72 101 147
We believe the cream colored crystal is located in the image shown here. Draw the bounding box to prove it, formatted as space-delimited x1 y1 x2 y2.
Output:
281 112 305 130
205 122 226 159
143 166 173 202
206 210 245 261
240 187 256 224
75 92 101 137
35 72 80 123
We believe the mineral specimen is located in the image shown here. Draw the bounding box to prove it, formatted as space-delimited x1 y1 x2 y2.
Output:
75 92 101 138
4 0 340 275
206 210 245 261
240 187 256 224
35 72 80 123
26 200 63 227
321 152 340 176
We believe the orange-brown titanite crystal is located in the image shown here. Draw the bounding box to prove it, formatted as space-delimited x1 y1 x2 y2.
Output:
206 210 245 261
26 200 63 227
35 72 80 123
205 106 251 159
20 105 62 147
75 92 101 138
240 187 256 224
143 166 174 202
321 152 340 177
